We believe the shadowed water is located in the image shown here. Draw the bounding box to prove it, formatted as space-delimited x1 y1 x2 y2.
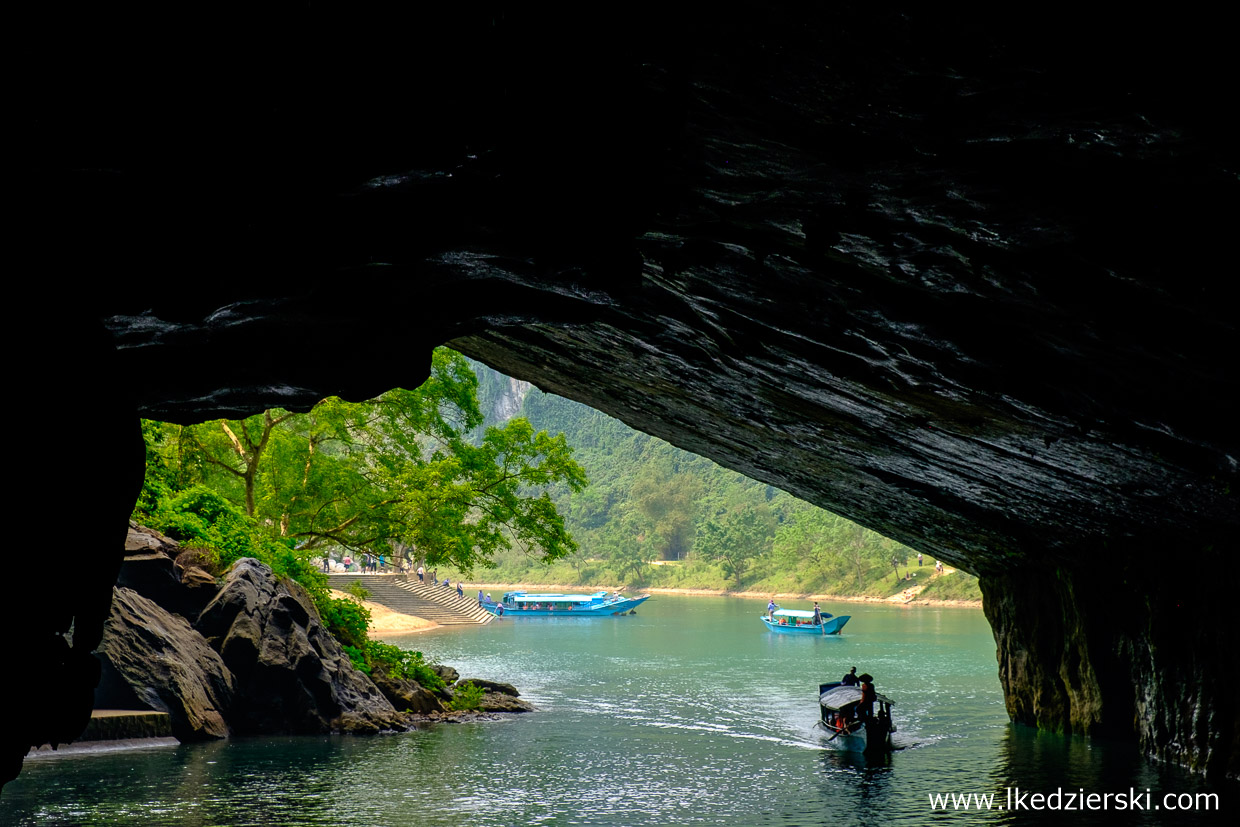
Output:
3 595 1231 825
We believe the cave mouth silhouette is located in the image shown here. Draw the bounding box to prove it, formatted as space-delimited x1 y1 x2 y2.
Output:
6 4 1235 786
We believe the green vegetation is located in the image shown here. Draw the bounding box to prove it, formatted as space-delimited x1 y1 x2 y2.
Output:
133 347 587 681
448 681 487 712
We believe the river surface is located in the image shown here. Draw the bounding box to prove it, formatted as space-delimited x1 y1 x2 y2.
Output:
3 595 1231 825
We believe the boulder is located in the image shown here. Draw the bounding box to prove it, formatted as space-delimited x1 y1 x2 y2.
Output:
478 693 536 714
369 668 447 715
96 586 234 742
117 523 219 620
195 558 407 735
456 678 520 697
454 678 535 714
430 664 460 685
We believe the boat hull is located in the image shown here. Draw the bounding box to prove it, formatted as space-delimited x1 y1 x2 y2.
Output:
760 614 850 634
484 595 649 617
814 720 892 752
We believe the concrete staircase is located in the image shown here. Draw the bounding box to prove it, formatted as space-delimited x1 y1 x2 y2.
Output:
330 573 493 626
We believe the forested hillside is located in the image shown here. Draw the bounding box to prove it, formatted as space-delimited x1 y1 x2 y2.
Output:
468 361 981 601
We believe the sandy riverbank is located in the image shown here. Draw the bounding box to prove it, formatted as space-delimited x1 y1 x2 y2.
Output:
330 590 441 635
454 582 982 609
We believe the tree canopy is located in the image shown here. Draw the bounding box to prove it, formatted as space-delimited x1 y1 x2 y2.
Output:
138 348 587 573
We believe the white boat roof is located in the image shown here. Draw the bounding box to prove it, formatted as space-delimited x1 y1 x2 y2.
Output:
773 609 820 618
819 685 895 709
512 592 608 602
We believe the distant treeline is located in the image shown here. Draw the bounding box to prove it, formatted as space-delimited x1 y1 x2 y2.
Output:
467 362 979 601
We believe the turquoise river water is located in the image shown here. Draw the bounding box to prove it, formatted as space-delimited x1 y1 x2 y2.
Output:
3 594 1232 825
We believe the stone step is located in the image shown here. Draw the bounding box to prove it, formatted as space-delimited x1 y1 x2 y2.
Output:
330 573 492 625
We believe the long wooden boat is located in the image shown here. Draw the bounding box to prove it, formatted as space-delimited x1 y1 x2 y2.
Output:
482 590 650 617
759 608 850 634
814 681 896 752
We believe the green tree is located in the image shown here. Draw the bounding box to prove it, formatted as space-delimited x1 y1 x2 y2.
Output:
695 502 776 587
153 348 587 573
630 463 699 560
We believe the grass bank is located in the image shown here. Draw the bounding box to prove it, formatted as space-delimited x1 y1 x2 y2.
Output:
431 555 982 608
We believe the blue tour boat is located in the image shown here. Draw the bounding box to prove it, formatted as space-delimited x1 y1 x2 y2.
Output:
483 590 650 617
760 608 850 635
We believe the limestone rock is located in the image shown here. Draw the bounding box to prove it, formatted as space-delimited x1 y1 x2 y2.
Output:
456 678 520 697
370 669 447 715
430 664 460 685
96 586 233 742
454 678 534 714
478 693 535 714
117 523 218 620
195 558 407 735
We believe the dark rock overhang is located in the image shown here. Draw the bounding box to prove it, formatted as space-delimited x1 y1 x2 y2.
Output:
22 6 1229 570
8 5 1238 781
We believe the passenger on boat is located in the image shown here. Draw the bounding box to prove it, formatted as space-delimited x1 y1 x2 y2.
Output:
858 674 876 719
841 667 858 686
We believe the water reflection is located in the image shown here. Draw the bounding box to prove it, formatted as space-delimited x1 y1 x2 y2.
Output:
4 598 1234 826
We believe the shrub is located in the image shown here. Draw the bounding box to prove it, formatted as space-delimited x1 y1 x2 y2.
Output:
365 642 445 691
449 680 486 712
319 595 372 650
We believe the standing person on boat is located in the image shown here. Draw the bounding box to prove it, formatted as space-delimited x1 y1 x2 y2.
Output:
858 674 876 719
766 597 778 619
841 667 859 686
812 602 822 626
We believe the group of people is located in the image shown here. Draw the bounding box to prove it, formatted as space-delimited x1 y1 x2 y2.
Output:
765 598 826 626
413 565 467 598
840 666 877 719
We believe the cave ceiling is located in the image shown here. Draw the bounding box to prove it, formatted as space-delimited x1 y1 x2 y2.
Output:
17 7 1236 573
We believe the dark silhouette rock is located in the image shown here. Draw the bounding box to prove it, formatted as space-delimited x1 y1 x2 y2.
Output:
195 558 406 735
96 586 233 742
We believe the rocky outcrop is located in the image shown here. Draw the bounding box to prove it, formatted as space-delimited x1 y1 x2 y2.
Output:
454 679 535 714
430 664 460 685
457 678 520 697
983 567 1237 780
370 669 447 715
195 559 407 735
96 587 234 742
118 523 218 620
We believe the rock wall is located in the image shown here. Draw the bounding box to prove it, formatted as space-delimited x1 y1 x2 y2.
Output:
982 566 1237 779
195 559 408 736
97 586 234 742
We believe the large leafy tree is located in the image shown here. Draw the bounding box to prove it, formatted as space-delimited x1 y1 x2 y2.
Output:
696 501 776 587
151 348 587 572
